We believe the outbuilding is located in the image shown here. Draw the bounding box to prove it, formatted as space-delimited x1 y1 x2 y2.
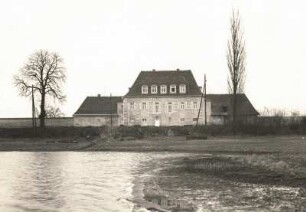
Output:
73 96 123 127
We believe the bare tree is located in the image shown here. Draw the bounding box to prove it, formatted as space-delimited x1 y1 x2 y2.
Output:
14 50 66 128
227 10 246 131
46 106 65 118
260 107 287 117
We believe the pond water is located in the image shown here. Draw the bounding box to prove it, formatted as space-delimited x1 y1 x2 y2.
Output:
0 152 171 212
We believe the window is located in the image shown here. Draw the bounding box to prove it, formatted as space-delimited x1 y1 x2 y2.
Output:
168 102 172 112
170 85 176 94
187 102 191 109
142 118 147 122
155 102 160 113
151 85 157 94
193 118 198 121
222 106 228 112
149 101 153 109
173 102 178 109
130 102 134 110
168 117 172 122
193 102 198 109
142 85 148 94
142 102 147 110
180 118 185 122
180 102 185 109
179 84 186 93
160 85 167 94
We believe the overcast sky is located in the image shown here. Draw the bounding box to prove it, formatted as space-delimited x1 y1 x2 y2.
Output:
0 0 305 117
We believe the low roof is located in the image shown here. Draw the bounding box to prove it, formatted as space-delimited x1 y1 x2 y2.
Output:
207 94 259 116
74 96 122 115
125 70 202 97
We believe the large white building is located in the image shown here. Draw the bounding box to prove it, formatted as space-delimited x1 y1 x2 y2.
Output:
121 69 209 126
74 70 259 126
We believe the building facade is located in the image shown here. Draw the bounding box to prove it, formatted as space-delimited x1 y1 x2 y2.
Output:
121 70 211 126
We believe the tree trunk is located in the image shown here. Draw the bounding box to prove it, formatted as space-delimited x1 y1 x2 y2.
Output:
232 93 237 134
40 91 46 129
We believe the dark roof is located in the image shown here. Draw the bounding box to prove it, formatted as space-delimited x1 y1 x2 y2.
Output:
74 96 122 115
207 94 259 116
125 70 202 97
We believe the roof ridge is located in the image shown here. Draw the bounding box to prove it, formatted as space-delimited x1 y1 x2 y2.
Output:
206 93 246 95
140 69 191 72
87 96 122 98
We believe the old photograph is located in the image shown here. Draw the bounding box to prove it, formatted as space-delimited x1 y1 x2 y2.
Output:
0 0 305 211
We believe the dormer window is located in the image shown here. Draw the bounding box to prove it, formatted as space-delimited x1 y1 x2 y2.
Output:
179 84 186 93
160 85 167 94
151 85 157 94
142 85 148 94
170 85 176 94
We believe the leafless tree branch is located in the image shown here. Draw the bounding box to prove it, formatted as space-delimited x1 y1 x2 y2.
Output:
13 49 66 128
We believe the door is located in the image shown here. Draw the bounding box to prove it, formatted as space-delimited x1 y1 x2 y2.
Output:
154 116 160 127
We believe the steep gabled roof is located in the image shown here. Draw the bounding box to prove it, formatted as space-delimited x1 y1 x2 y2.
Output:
125 70 202 97
74 96 122 115
207 94 259 116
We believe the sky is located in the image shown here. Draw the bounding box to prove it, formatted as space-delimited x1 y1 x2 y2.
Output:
0 0 305 117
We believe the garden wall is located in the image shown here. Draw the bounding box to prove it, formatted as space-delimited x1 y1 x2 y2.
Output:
0 118 74 128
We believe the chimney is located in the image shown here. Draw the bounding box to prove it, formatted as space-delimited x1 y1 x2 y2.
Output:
97 94 101 97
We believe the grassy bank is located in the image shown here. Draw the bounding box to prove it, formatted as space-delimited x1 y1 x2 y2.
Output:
87 135 306 154
0 121 305 139
0 133 305 153
0 125 305 152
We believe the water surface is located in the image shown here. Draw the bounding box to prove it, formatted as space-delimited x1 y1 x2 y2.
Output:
0 152 170 212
